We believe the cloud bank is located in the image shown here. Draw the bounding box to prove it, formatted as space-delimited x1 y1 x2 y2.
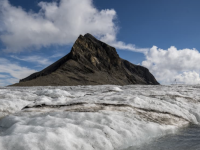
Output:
142 46 200 84
0 0 143 52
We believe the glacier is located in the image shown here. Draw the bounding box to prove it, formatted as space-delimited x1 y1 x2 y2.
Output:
0 85 200 150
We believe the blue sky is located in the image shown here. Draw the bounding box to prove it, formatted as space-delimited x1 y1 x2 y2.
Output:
95 0 200 49
1 0 200 86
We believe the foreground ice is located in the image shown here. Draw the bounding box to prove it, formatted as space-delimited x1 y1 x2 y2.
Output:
0 85 200 150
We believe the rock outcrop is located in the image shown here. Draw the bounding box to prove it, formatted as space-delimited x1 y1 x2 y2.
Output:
12 33 159 86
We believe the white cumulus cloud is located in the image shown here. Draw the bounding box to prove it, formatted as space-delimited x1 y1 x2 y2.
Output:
142 46 200 84
175 71 200 85
0 0 144 52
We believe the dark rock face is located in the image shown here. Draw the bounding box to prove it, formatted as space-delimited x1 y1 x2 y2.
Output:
12 33 159 86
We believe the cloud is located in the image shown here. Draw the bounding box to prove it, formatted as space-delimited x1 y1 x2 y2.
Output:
0 74 9 78
0 0 144 53
10 55 52 66
0 58 36 85
142 46 200 84
107 41 149 53
49 53 65 58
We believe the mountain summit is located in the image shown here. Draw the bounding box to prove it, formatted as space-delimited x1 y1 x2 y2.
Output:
12 33 159 86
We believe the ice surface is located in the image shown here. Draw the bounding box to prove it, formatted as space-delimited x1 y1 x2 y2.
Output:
0 85 200 150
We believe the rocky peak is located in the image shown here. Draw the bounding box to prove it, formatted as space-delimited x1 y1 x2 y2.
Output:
12 33 159 86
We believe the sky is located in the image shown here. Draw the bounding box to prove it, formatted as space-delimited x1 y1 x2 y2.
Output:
0 0 200 86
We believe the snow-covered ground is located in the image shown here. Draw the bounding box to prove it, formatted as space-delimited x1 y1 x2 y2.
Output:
0 85 200 150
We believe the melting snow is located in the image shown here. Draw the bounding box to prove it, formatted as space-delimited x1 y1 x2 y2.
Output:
0 85 200 150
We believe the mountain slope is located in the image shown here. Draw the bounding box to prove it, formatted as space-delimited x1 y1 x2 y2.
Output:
12 33 159 86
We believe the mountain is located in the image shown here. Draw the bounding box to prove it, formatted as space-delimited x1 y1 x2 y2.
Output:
12 33 159 86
